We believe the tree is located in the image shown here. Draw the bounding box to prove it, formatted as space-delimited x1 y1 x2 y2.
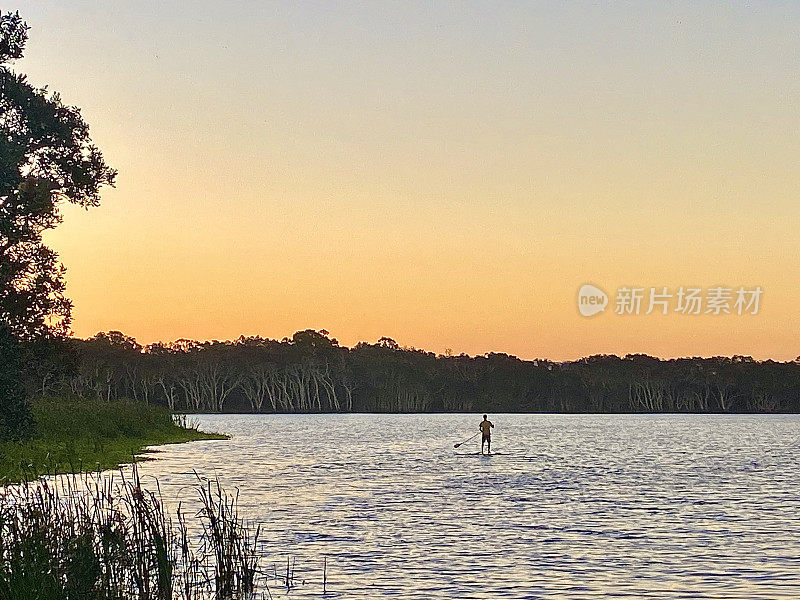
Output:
0 11 115 438
0 324 31 439
1 11 116 340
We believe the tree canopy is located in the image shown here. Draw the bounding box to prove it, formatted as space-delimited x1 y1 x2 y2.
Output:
0 11 115 438
0 10 116 340
20 329 800 415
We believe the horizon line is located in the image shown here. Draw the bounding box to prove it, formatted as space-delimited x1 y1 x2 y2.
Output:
74 329 800 365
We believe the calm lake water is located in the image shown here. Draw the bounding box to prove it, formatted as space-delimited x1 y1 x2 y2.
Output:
135 413 800 599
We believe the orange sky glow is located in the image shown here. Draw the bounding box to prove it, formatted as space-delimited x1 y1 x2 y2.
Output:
8 2 800 360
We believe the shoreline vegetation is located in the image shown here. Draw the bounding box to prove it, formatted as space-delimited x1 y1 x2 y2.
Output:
0 467 288 600
20 329 800 416
0 397 226 485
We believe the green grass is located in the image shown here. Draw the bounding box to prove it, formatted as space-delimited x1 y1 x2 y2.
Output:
0 397 226 484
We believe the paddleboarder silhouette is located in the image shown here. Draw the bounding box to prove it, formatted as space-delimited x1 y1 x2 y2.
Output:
479 414 494 455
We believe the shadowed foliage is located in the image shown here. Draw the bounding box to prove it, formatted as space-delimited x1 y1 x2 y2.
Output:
19 329 800 415
0 324 32 440
0 10 115 440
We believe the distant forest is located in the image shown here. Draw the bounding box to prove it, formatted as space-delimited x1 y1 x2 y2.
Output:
19 330 800 414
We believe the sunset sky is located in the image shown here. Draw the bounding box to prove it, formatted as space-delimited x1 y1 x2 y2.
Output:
7 1 800 360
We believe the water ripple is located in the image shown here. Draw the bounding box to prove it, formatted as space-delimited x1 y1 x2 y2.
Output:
134 413 800 599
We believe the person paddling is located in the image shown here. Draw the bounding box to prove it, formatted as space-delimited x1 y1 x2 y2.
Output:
479 414 494 455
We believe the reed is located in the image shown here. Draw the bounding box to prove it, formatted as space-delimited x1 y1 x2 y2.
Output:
0 467 274 599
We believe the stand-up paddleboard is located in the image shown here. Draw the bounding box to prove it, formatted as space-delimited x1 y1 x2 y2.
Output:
453 452 504 457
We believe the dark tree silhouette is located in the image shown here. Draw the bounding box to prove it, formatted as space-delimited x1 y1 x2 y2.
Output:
0 11 115 438
0 11 116 340
0 325 30 439
21 329 800 416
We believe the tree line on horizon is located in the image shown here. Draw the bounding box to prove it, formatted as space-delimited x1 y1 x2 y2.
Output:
19 329 800 414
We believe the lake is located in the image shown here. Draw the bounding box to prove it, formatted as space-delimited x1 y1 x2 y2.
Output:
135 413 800 599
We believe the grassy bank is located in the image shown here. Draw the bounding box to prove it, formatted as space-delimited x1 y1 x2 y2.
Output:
0 397 225 484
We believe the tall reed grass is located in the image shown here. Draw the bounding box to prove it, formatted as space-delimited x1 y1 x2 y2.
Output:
0 467 273 600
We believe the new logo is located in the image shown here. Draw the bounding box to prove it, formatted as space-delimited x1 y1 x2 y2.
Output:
578 284 608 317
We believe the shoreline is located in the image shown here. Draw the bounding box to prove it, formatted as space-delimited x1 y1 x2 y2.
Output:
0 397 226 485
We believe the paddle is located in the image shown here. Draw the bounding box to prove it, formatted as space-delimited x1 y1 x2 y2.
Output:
454 431 480 448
